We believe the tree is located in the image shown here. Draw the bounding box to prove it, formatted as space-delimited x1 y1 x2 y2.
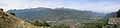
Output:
10 12 15 16
0 8 3 11
117 9 120 17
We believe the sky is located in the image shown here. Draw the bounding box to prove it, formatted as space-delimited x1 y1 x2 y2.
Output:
0 0 120 13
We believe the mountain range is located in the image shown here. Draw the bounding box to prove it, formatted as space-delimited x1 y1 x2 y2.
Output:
7 7 106 21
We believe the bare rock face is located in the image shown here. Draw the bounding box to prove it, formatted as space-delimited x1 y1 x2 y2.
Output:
108 18 120 25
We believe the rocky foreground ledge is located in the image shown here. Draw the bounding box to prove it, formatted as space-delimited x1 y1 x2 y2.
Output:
0 9 50 28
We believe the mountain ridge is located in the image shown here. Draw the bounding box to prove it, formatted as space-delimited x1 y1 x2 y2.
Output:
7 7 106 21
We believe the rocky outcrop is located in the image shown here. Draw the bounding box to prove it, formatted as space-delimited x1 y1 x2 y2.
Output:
108 18 120 25
103 17 120 28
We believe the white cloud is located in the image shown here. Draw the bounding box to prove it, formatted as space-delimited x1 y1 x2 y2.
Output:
62 0 120 13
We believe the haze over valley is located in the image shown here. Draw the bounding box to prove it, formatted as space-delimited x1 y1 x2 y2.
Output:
0 0 120 28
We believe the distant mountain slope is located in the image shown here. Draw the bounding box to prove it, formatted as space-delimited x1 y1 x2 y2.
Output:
7 7 105 21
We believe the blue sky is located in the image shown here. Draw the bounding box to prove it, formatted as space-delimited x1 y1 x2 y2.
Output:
0 0 120 13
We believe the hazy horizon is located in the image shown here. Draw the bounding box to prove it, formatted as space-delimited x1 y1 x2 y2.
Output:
0 0 120 13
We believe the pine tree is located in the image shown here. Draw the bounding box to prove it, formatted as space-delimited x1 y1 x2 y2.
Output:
117 9 120 17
